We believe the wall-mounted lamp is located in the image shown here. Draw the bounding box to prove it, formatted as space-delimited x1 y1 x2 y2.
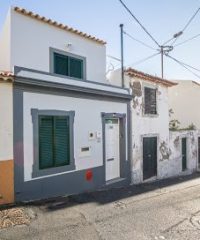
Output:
66 43 72 50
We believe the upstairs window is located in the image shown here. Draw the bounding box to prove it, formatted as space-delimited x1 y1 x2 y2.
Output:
53 52 84 79
144 87 157 115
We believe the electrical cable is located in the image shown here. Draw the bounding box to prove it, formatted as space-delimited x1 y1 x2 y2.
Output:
162 37 176 46
165 54 200 72
123 31 157 51
130 52 160 67
182 7 200 32
165 54 200 79
107 55 121 62
171 7 200 46
118 0 160 47
174 33 200 48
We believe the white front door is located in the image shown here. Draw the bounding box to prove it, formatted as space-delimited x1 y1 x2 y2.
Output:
105 118 120 181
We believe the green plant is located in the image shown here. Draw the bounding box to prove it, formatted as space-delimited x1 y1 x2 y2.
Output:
169 119 180 131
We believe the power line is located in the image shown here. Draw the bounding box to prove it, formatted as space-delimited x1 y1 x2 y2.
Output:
107 55 121 62
170 7 200 46
165 54 200 79
162 37 176 46
123 31 157 51
182 7 200 32
118 1 200 78
174 33 200 48
165 54 200 73
118 0 160 47
131 52 160 66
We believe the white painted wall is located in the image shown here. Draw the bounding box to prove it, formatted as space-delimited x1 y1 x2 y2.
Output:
0 9 11 71
169 80 200 129
23 91 127 181
10 9 107 83
0 82 13 161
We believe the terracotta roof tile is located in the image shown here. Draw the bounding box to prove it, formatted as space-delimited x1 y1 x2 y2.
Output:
0 71 14 81
125 68 177 87
14 7 106 45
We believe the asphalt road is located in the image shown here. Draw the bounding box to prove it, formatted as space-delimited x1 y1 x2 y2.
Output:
1 173 200 240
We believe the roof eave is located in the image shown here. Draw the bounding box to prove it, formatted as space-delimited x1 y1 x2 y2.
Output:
13 6 106 45
125 70 177 87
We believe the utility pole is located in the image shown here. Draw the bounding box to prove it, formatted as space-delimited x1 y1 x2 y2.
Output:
159 45 173 79
161 46 164 78
120 24 125 88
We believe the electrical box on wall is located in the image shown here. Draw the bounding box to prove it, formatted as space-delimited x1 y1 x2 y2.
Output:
79 146 91 157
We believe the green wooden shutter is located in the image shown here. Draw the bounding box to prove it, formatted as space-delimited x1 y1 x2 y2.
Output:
69 57 83 79
54 53 69 76
39 116 54 169
144 88 157 114
54 116 70 166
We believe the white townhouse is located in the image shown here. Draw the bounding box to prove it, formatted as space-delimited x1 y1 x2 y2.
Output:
0 7 132 204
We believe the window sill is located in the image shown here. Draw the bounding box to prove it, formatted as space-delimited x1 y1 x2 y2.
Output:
52 72 86 82
142 113 159 118
32 164 76 178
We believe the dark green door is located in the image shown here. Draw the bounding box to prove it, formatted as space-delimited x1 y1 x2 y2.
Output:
182 138 187 171
143 137 157 180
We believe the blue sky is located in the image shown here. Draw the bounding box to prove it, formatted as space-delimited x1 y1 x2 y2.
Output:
0 0 200 81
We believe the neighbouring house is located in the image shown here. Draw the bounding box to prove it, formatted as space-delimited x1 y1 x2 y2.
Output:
168 80 200 172
108 68 199 183
0 7 132 205
0 72 14 205
168 80 200 129
169 130 200 175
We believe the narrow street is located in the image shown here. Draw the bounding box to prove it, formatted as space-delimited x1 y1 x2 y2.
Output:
1 173 200 240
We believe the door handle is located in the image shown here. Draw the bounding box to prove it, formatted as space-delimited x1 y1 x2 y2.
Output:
107 158 115 161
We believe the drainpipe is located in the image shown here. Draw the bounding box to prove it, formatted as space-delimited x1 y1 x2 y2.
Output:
127 100 133 185
120 24 125 88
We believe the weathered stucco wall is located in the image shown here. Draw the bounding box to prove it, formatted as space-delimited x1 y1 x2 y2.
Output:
129 77 171 184
169 130 199 177
108 71 199 184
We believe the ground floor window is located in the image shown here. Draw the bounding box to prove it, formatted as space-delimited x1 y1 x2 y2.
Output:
39 116 70 169
32 109 75 178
